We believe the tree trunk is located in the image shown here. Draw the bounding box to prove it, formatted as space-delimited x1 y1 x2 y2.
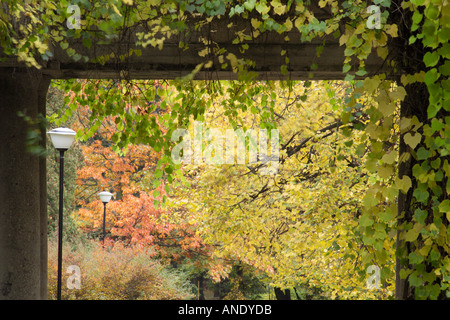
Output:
274 287 291 300
196 273 206 300
389 2 427 300
395 82 429 299
0 69 50 299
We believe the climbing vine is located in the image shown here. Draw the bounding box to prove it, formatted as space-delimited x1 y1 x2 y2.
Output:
1 0 449 299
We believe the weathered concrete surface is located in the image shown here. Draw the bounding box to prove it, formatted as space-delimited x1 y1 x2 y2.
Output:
0 70 50 299
0 11 385 81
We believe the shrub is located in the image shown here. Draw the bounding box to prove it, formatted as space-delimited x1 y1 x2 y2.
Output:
48 239 194 300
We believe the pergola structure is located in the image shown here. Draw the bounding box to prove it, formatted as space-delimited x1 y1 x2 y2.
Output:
0 7 387 299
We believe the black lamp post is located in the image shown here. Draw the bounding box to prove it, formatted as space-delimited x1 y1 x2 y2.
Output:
47 127 76 300
98 191 113 245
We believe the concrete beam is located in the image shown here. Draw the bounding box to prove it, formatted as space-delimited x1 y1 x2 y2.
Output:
0 11 386 81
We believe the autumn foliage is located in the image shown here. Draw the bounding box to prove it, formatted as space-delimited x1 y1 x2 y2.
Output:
49 79 400 299
69 81 212 265
47 239 194 300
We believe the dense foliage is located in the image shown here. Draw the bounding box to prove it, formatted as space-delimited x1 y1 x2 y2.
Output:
1 0 449 299
47 239 194 300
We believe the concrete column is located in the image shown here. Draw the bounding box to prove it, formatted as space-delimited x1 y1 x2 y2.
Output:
0 69 49 299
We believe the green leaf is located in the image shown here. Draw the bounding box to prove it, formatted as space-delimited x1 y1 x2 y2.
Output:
414 208 428 224
423 51 440 67
409 251 424 264
413 187 429 203
400 269 412 280
416 147 431 160
154 169 163 179
425 5 440 20
82 38 92 49
344 73 355 81
243 0 256 11
430 248 441 261
408 271 423 287
412 11 423 25
439 60 450 76
431 119 445 132
60 42 69 50
427 103 442 119
379 208 395 223
424 68 440 86
72 53 82 62
342 64 351 73
359 213 374 227
255 2 269 14
164 165 173 174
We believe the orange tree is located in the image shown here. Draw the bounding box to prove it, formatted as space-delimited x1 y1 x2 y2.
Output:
68 80 213 267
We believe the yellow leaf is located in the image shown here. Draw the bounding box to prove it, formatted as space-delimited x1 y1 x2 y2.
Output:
394 176 412 194
377 46 389 60
272 1 286 15
251 18 261 29
404 132 422 149
379 101 396 117
318 0 328 8
226 53 239 69
294 16 306 29
204 60 213 68
388 86 406 101
198 47 209 57
378 164 394 179
405 224 421 242
400 74 409 86
339 33 349 46
111 4 122 16
381 151 397 165
419 244 431 257
399 117 412 133
363 76 380 94
385 24 398 38
362 188 379 208
284 18 293 31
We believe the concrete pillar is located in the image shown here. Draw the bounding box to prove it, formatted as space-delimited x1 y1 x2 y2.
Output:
38 75 50 300
0 69 49 299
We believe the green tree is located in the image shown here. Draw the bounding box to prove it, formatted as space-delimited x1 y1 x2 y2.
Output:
46 84 83 240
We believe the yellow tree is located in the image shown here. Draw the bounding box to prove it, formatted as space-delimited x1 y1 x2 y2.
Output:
169 80 397 299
